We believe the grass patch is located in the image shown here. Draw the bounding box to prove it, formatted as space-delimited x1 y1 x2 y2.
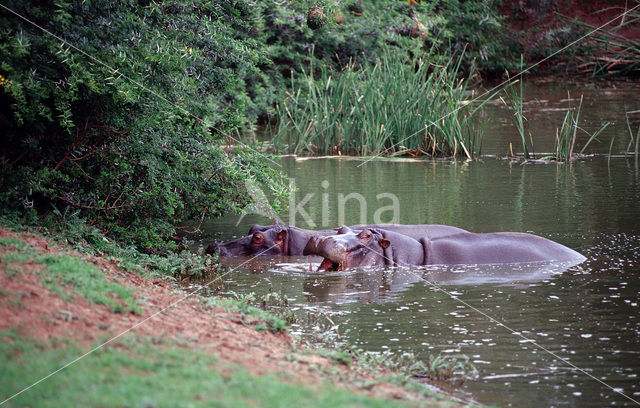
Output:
0 333 416 408
3 212 224 282
202 294 288 333
0 237 32 251
37 253 140 314
273 49 493 158
0 237 140 314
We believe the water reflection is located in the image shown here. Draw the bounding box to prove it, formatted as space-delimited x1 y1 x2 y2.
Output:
297 261 584 304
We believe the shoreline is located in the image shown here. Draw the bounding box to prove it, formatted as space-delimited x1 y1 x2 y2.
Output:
0 226 476 407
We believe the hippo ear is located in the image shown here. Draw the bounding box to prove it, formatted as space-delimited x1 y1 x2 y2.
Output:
276 229 287 253
378 238 390 249
272 219 279 225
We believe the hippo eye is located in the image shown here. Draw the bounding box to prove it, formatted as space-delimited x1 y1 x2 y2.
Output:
252 233 264 243
358 230 372 240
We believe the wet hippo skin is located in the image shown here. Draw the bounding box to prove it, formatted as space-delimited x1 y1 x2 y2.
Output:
206 223 467 257
303 227 586 271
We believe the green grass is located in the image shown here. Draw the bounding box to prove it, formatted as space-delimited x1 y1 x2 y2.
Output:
500 84 610 161
552 95 609 162
38 254 141 314
272 49 493 158
0 333 416 408
0 237 140 314
3 212 223 281
626 112 640 166
202 295 288 333
500 59 534 159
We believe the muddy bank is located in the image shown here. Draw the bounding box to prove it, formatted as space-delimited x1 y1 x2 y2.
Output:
500 0 640 75
0 227 470 407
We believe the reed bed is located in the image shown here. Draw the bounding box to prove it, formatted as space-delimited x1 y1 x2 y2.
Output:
272 51 489 158
501 84 610 162
553 95 610 162
501 77 533 159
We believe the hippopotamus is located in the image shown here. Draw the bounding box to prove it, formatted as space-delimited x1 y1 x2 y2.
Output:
303 227 586 271
205 223 468 257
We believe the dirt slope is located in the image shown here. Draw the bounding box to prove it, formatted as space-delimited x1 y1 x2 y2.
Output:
0 227 465 406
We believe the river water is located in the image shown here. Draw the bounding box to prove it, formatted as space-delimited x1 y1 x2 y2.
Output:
198 80 640 407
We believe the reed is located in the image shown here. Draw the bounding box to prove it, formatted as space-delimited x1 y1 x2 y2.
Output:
501 80 610 162
272 50 489 158
553 95 610 162
500 78 533 159
500 56 535 158
625 113 640 166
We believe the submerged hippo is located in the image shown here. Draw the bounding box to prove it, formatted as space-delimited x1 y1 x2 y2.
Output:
303 227 586 271
206 223 467 257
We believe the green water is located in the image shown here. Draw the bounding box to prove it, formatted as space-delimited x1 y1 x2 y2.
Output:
199 81 640 407
200 157 640 408
477 77 640 156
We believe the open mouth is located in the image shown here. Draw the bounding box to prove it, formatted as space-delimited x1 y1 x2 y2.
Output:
317 257 343 272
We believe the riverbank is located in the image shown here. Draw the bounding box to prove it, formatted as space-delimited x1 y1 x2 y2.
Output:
0 226 473 407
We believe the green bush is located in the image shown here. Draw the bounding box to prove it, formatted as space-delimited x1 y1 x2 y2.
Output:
0 1 286 250
0 0 523 250
421 0 523 75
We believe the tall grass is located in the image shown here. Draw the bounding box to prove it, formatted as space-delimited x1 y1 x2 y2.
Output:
500 56 535 158
553 95 610 162
501 83 610 162
626 113 640 166
272 50 491 158
501 78 533 159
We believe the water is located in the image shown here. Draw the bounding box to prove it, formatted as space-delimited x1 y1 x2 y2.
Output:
198 82 640 407
477 77 640 155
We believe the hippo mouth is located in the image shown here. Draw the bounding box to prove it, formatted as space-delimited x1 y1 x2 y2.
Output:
318 257 344 272
316 249 355 272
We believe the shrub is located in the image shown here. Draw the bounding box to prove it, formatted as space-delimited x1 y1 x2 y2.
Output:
0 1 287 250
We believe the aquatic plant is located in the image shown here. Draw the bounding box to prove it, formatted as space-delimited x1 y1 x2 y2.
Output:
501 79 534 159
416 353 479 384
500 57 534 158
273 49 491 158
626 113 640 166
553 95 610 162
501 81 610 162
348 349 478 384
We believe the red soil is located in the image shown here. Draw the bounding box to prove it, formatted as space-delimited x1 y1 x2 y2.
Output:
0 227 453 405
501 0 640 39
500 0 640 73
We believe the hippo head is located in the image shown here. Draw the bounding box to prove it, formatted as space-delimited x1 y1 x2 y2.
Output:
247 223 278 235
205 227 288 257
303 227 390 271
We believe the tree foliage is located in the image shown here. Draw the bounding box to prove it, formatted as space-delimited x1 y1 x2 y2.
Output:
0 0 517 249
0 0 287 249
